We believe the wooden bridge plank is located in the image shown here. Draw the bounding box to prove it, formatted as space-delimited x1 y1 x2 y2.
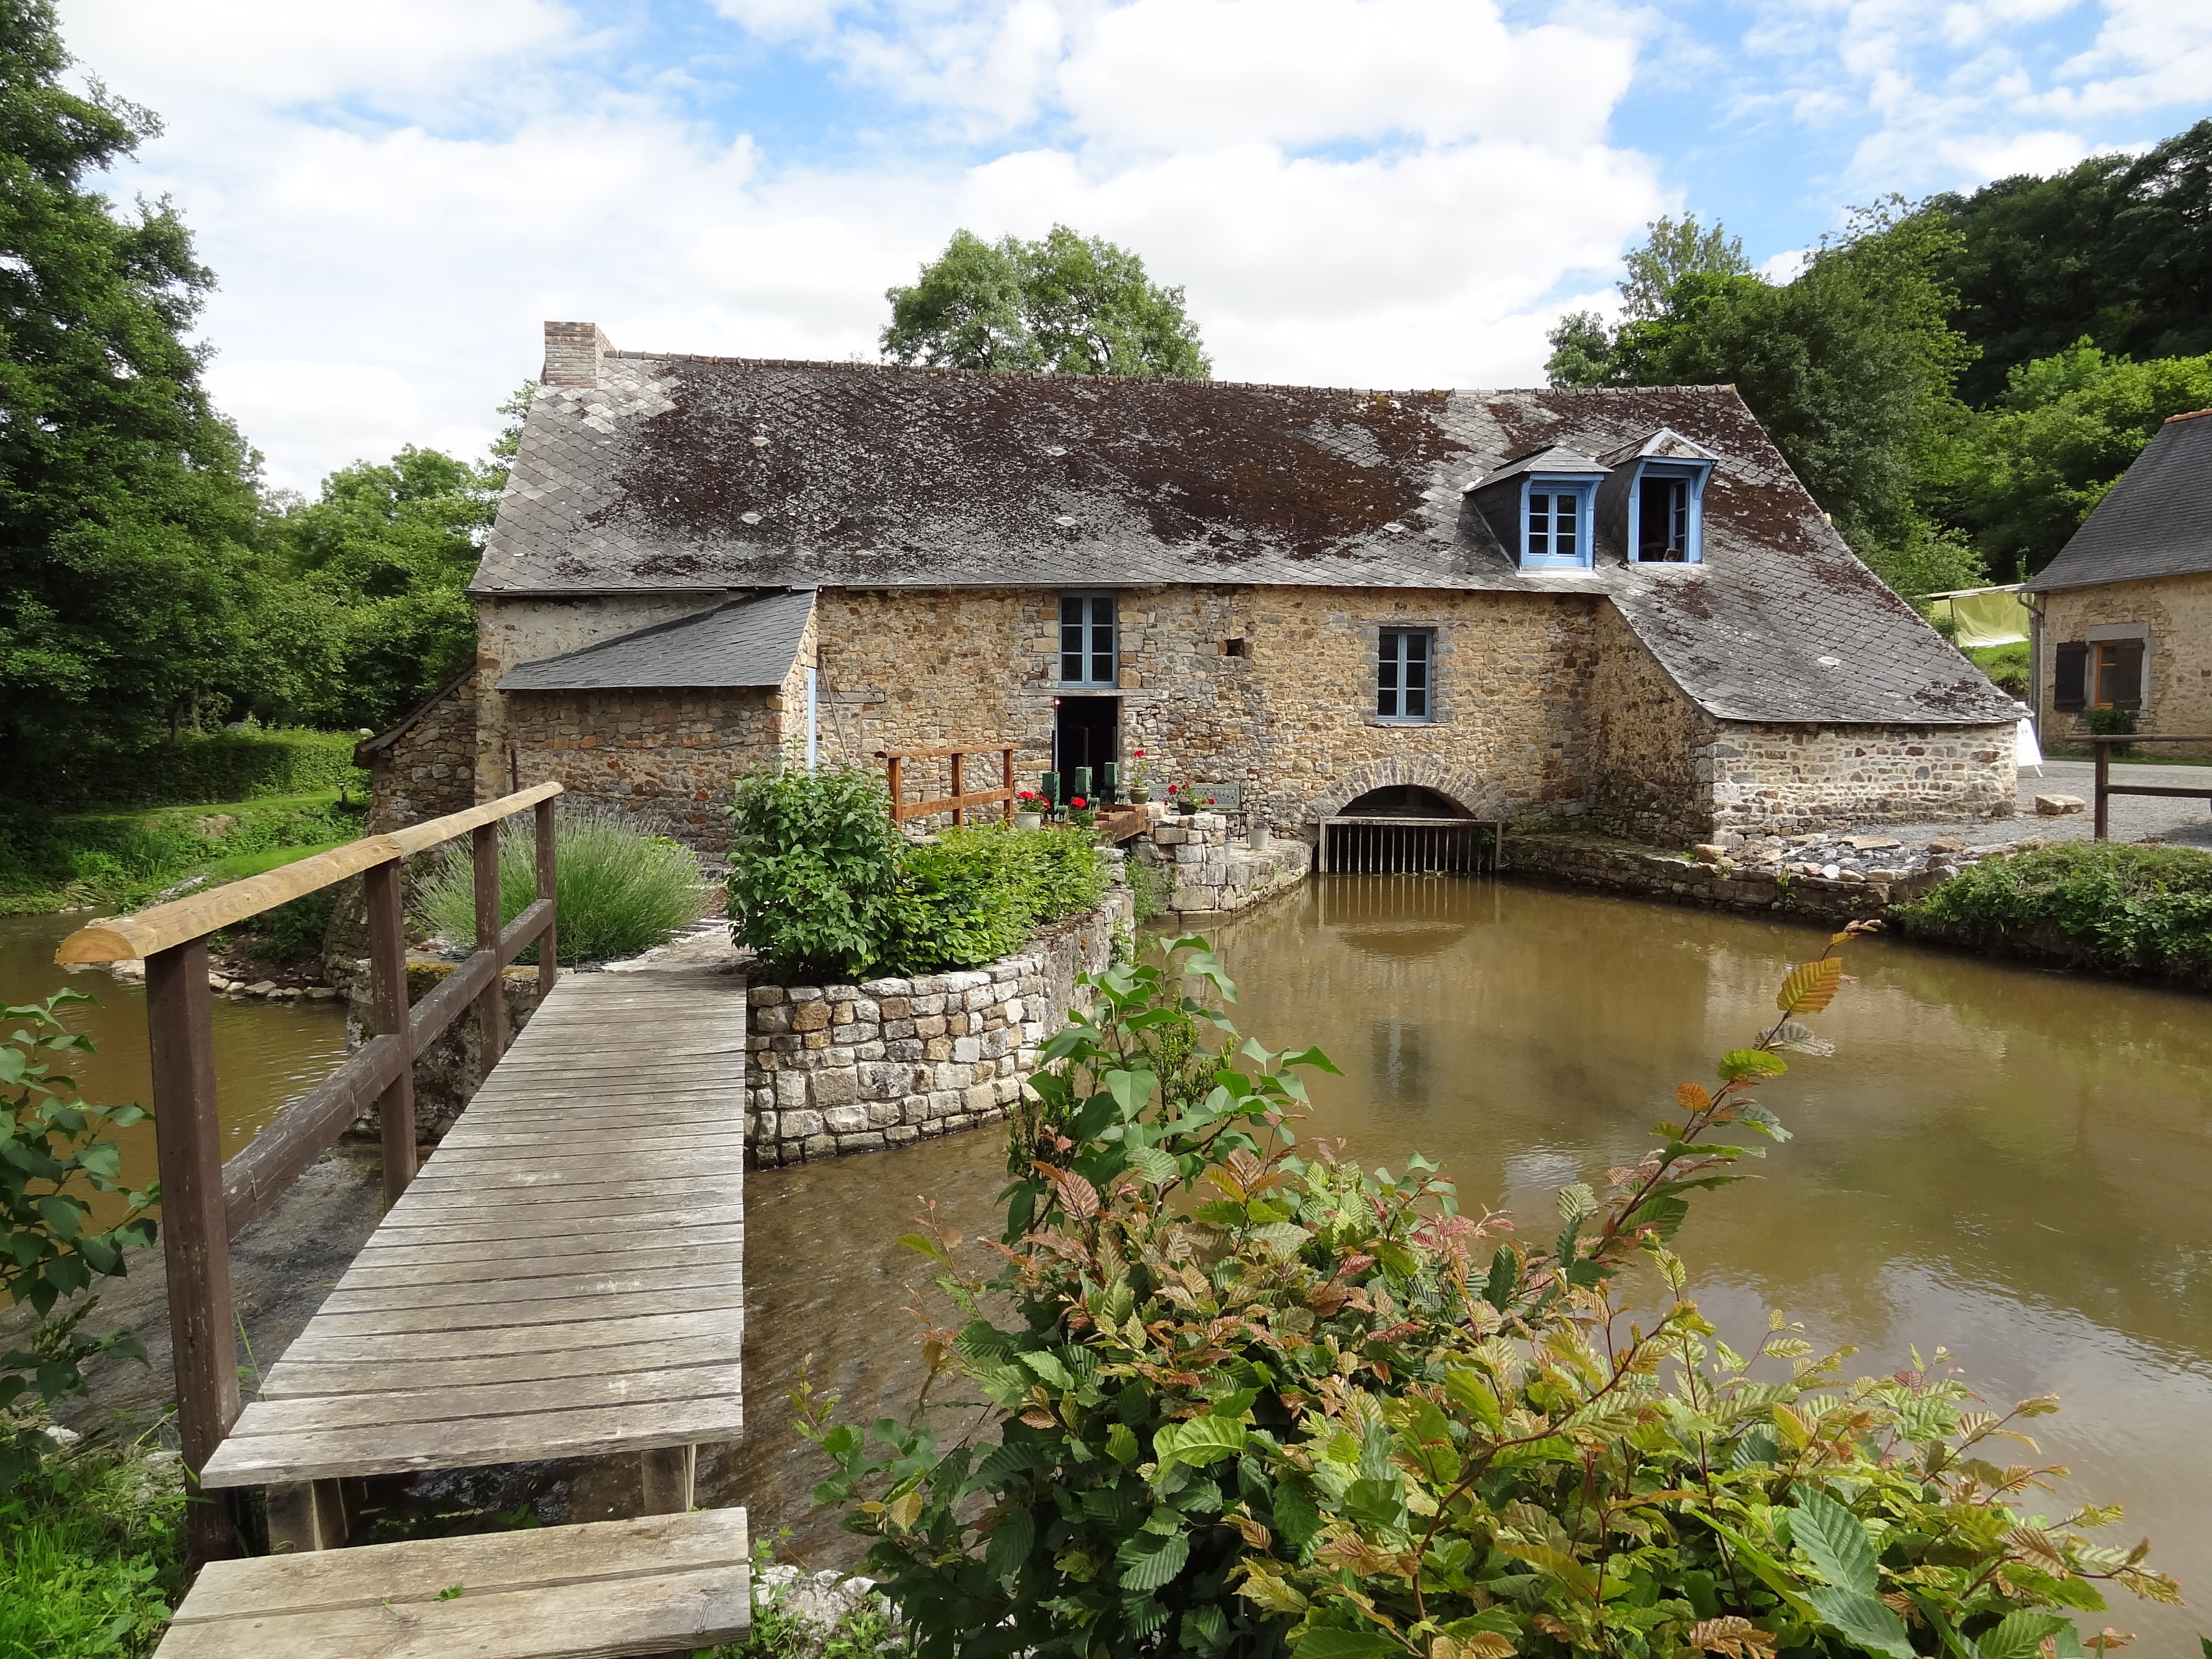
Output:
319 1258 746 1315
357 1200 748 1248
215 1360 747 1438
344 1236 744 1286
259 1329 746 1398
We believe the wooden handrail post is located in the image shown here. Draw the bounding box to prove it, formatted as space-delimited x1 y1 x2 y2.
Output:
472 823 508 1079
364 859 418 1205
887 755 904 824
535 796 560 998
950 750 964 828
1002 746 1014 825
146 939 241 1568
2093 737 2111 842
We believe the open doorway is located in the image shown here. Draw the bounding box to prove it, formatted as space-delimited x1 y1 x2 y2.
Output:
1053 696 1118 796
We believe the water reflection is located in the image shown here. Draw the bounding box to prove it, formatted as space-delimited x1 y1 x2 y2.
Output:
739 877 2212 1645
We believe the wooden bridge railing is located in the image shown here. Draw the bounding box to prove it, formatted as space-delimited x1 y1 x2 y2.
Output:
2091 733 2212 840
55 781 564 1565
878 744 1017 826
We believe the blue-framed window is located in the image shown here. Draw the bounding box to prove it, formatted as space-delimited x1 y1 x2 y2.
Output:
1520 477 1599 569
1059 593 1117 686
1628 461 1709 564
1376 628 1432 721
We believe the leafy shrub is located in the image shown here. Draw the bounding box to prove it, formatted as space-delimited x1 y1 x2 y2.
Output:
31 728 368 813
1900 842 2212 988
728 765 909 982
728 766 1108 982
2 994 157 1491
893 825 1108 975
412 806 705 966
1963 641 2029 698
801 935 2176 1659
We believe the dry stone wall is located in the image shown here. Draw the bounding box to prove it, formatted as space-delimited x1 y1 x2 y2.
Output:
1130 810 1311 917
361 671 479 832
743 897 1126 1166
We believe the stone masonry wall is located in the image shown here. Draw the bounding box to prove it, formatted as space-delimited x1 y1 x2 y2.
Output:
743 897 1125 1166
1129 810 1311 917
1706 722 2015 834
2039 573 2212 759
812 586 1595 832
363 671 479 832
1582 604 1719 845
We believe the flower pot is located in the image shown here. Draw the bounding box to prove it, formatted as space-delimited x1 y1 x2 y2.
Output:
1014 811 1043 830
1127 788 1151 805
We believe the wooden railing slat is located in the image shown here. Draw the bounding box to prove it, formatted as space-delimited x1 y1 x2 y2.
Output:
224 1036 407 1241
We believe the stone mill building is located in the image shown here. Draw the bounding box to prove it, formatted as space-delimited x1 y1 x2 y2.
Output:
359 321 2023 854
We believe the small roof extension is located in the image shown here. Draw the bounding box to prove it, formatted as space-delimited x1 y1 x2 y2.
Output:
497 588 814 692
2028 409 2212 592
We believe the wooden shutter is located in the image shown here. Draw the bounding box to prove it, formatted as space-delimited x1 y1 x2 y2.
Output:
2106 638 2145 709
2053 641 2087 711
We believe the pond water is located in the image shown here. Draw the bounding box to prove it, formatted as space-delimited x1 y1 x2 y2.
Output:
0 913 351 1217
735 877 2212 1647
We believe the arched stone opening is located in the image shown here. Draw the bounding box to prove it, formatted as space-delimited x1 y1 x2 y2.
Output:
1338 784 1468 819
1302 757 1492 825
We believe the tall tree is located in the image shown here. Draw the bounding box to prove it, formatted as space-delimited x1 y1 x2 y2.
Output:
882 226 1210 378
1934 121 2212 404
1617 213 1753 322
0 0 267 770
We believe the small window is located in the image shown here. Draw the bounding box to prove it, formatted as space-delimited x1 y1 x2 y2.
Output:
1519 478 1597 569
2094 639 2144 710
1221 637 1247 658
1060 593 1116 686
2052 642 2087 711
1377 629 1432 721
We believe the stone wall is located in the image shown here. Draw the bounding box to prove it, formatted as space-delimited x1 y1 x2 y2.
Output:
1583 604 1718 845
1129 810 1311 917
360 670 479 832
1504 832 1894 924
743 896 1126 1166
1705 722 2015 834
2039 573 2212 759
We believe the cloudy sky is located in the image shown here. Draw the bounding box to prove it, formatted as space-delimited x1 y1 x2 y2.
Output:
57 0 2212 494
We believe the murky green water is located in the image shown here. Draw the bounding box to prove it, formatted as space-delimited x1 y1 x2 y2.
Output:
736 877 2212 1647
0 913 351 1214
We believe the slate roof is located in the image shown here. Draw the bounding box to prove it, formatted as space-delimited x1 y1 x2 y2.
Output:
497 588 815 692
2027 410 2212 592
475 348 2018 727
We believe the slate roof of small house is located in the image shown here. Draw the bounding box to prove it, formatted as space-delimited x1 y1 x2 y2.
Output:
496 588 814 691
475 345 2018 727
2026 410 2212 592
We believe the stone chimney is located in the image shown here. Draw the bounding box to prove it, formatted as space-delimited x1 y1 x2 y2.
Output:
542 321 613 388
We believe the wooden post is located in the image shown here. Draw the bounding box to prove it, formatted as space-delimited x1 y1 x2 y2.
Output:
887 754 905 823
472 822 508 1078
265 1479 351 1552
364 860 417 1204
146 939 241 1568
2093 738 2111 842
1002 747 1015 824
535 796 560 998
950 750 964 827
641 1444 697 1514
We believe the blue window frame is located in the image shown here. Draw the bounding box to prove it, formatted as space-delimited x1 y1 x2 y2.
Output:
1376 628 1432 721
1628 461 1709 564
1520 477 1599 569
1060 593 1117 686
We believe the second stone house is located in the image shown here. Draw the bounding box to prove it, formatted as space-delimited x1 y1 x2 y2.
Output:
361 321 2022 852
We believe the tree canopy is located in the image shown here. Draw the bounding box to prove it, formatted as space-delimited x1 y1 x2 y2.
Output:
881 226 1210 378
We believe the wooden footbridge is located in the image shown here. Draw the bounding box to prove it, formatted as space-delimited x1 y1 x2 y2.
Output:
58 784 753 1659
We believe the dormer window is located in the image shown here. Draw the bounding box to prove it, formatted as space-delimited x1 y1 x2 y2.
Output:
1465 445 1608 571
1522 478 1597 568
1601 429 1719 565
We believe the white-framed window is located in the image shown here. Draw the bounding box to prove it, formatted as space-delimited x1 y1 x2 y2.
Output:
1520 478 1599 569
1377 628 1432 722
1059 593 1117 686
1628 461 1710 564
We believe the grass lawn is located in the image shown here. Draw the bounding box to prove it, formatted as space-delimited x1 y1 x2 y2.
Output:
199 840 350 883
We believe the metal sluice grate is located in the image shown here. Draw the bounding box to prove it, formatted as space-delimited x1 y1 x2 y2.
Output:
1319 817 1499 875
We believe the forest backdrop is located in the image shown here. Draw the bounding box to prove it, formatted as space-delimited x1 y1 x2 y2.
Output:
0 0 2206 782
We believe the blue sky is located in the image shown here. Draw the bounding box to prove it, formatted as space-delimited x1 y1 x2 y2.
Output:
57 0 2212 493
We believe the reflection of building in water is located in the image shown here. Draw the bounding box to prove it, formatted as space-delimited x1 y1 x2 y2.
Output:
1370 1019 1426 1108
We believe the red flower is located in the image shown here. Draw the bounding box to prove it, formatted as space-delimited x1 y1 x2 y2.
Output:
1134 748 1146 757
1167 784 1178 793
1071 796 1087 808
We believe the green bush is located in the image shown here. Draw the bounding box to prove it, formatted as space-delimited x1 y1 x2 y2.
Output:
2 994 157 1491
727 765 909 982
0 1435 185 1658
1963 641 2029 697
801 935 2177 1659
31 728 368 813
0 797 368 914
726 765 1109 981
1900 842 2212 987
893 825 1107 974
412 806 706 966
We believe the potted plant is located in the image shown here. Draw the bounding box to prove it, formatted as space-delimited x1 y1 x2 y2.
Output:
1066 794 1095 831
1014 789 1044 830
1126 748 1152 804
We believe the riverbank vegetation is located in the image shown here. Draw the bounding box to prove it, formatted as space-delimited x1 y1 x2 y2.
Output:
413 805 708 966
0 1436 184 1659
802 935 2178 1658
726 763 1106 983
1899 842 2212 989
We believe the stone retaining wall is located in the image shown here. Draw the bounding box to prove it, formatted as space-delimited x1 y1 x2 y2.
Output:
743 897 1126 1166
1503 833 1895 924
1130 810 1310 918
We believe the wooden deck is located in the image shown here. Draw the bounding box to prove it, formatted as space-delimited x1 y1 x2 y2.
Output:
199 964 749 1490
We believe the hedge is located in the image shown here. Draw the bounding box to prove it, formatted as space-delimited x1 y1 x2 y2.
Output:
27 729 369 813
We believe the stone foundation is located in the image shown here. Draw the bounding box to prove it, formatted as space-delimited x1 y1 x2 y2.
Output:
1129 810 1311 918
742 897 1126 1167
